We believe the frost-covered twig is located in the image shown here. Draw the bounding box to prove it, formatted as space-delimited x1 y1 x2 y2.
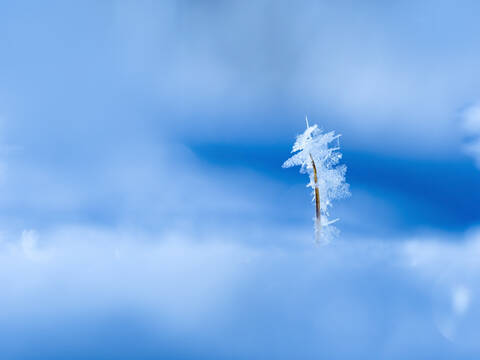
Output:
309 153 321 237
283 117 350 244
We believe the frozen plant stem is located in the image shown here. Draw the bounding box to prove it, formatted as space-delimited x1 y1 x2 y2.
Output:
309 153 321 234
282 117 350 244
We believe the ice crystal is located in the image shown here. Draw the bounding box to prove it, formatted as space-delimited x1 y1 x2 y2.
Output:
283 117 350 244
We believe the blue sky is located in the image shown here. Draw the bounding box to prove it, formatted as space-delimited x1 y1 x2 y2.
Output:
1 1 480 359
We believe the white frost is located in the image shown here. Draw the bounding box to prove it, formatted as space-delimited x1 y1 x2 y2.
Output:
283 117 350 244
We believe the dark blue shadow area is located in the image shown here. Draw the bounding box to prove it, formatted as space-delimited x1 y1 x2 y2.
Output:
190 142 480 232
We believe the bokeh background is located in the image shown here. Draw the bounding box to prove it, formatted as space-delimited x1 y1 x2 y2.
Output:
1 1 480 359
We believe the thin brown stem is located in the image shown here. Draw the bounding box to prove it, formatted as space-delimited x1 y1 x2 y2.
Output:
309 153 321 227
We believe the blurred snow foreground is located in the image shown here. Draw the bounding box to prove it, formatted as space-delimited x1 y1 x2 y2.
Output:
283 117 350 244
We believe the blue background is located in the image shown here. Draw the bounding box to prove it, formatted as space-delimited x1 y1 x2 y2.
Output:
1 1 480 359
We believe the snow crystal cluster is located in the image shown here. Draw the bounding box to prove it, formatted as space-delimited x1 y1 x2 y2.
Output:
283 118 350 244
